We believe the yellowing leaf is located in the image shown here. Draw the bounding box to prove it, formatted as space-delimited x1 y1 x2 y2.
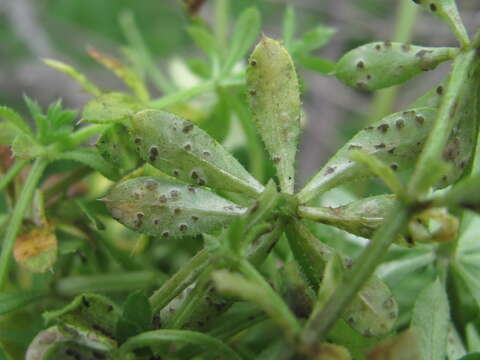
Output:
14 225 57 273
87 47 149 102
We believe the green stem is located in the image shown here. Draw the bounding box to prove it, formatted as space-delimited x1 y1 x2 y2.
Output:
301 201 409 346
165 266 213 329
0 159 28 193
55 271 160 296
69 124 106 146
149 81 215 109
149 248 210 313
408 50 476 197
368 0 419 123
119 329 243 360
0 158 48 290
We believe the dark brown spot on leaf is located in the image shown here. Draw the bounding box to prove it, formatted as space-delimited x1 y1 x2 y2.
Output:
377 123 389 133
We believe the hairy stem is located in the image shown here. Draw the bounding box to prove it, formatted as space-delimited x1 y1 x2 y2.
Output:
0 157 48 289
0 159 28 193
149 248 210 313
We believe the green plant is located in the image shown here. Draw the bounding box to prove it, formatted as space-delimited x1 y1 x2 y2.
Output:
1 0 480 359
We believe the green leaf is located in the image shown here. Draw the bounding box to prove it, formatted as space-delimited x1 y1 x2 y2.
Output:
222 7 261 76
466 322 480 352
200 91 231 143
377 251 435 286
282 6 296 51
26 326 112 360
75 199 105 231
0 105 32 136
407 50 476 196
87 47 150 102
247 36 302 194
335 42 456 91
82 92 143 124
116 290 152 343
96 123 141 172
43 58 102 96
296 55 336 74
0 291 45 315
349 149 404 195
11 134 43 159
212 269 300 335
411 0 469 47
286 220 397 337
447 323 467 359
187 25 220 61
103 176 246 238
315 253 344 310
130 109 264 197
299 194 395 238
297 107 437 203
292 25 336 54
411 278 450 360
0 122 19 145
56 148 121 180
43 293 120 351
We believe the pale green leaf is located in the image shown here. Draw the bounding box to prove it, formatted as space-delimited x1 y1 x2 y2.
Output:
411 278 450 360
222 7 261 75
187 25 220 61
56 148 121 180
286 220 397 337
82 92 143 124
43 58 101 96
292 25 336 54
11 134 43 159
247 37 302 193
0 105 32 135
0 122 20 145
104 176 246 238
297 107 437 203
335 42 456 91
411 0 469 47
130 109 264 197
43 293 120 351
87 47 149 102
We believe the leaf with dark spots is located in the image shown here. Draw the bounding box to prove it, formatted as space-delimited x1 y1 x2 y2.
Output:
297 108 437 203
130 110 264 197
247 36 302 194
104 177 247 238
43 293 120 351
335 42 456 91
82 93 143 124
